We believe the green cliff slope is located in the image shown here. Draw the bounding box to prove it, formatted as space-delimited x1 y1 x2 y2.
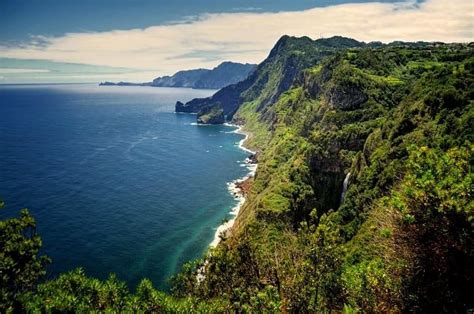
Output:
175 36 366 123
173 42 474 312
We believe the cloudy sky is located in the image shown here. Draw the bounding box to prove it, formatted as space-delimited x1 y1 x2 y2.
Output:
0 0 472 84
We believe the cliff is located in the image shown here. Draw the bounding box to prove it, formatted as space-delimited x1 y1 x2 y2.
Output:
153 61 255 89
100 62 255 89
176 36 445 125
152 68 209 88
173 38 474 312
176 35 358 121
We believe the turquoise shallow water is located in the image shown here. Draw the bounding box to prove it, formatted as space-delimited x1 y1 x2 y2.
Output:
0 84 250 290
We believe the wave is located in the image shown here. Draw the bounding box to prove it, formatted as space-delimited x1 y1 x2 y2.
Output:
188 122 213 126
209 124 257 248
175 111 197 115
225 123 257 155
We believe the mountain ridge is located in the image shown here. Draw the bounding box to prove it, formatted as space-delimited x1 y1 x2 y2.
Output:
175 35 452 124
100 61 256 89
172 36 473 312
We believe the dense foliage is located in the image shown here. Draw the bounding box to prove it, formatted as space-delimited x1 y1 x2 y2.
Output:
1 37 472 312
173 42 474 312
1 204 231 312
0 202 50 312
176 35 367 122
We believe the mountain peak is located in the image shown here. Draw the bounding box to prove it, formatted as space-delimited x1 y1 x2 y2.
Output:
151 61 256 89
314 36 364 48
268 35 363 58
268 35 314 58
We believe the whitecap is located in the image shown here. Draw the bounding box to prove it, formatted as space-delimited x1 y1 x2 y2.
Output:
209 125 258 248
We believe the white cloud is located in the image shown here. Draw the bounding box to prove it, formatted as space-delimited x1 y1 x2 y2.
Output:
0 68 50 74
0 0 472 80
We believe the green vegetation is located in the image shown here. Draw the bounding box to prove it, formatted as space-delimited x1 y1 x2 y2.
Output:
173 43 474 312
0 204 50 311
1 204 230 312
1 38 473 312
182 35 367 123
197 105 225 124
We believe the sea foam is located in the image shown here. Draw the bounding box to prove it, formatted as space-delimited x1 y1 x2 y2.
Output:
209 124 257 248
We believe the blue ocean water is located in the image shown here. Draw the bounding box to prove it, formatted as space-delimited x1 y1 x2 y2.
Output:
0 84 250 290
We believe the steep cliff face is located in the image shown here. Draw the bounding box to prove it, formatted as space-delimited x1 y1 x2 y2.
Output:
101 62 255 89
176 36 366 123
152 61 255 89
195 62 256 89
175 37 444 126
197 105 225 124
176 81 249 116
152 69 208 88
173 41 473 312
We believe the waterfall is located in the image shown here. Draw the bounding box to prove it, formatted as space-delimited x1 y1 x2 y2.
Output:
340 172 351 203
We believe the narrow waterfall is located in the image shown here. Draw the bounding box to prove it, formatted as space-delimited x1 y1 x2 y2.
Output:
340 172 351 203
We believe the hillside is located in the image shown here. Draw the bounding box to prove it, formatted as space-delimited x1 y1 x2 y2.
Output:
2 37 473 312
174 36 440 124
100 61 256 89
173 37 474 312
176 36 365 121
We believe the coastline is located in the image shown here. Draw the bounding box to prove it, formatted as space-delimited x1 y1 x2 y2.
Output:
209 123 257 248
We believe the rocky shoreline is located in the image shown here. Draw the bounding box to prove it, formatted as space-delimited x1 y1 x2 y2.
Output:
234 176 253 197
209 125 257 248
197 125 257 283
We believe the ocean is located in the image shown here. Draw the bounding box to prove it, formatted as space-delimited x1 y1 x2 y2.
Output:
0 84 251 290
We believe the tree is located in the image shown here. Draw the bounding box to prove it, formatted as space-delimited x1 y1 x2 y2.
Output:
0 202 50 311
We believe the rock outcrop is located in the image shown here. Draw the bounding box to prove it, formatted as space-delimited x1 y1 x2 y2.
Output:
196 105 225 124
327 82 368 110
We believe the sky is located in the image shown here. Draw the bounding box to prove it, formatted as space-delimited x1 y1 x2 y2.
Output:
0 0 472 84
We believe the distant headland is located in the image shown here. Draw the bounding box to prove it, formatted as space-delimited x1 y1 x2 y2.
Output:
99 61 256 90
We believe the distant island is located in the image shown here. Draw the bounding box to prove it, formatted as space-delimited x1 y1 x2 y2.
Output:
100 61 256 89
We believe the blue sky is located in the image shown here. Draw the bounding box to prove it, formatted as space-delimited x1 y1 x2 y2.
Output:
1 0 407 42
0 0 472 84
